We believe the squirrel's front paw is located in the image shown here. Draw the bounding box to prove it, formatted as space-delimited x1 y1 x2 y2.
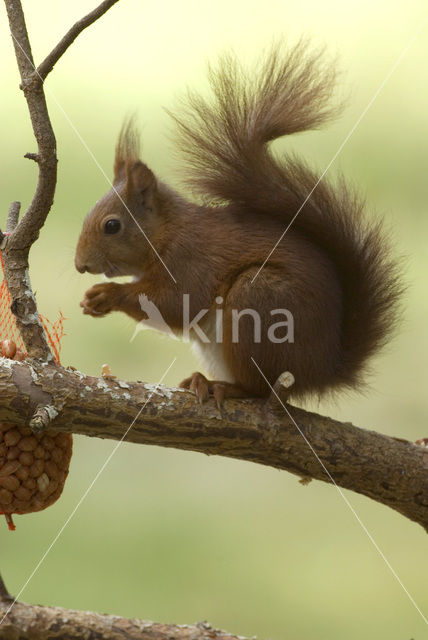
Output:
80 282 123 317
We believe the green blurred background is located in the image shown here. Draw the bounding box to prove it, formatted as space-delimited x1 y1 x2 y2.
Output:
0 1 427 638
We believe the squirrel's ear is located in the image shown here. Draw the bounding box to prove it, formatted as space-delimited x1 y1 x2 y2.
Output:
126 161 156 195
114 118 141 183
113 158 126 183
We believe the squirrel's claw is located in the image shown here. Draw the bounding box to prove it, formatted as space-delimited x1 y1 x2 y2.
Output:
180 372 210 404
81 305 105 317
179 372 248 410
80 298 105 317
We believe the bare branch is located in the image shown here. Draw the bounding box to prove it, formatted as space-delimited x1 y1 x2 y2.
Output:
4 0 57 250
1 358 427 531
36 0 121 81
2 0 120 360
0 597 246 640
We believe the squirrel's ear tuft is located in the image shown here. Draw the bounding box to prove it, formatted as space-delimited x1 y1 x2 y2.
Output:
126 161 156 195
114 117 141 182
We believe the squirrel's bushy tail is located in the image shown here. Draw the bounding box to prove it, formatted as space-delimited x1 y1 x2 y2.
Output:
170 39 402 389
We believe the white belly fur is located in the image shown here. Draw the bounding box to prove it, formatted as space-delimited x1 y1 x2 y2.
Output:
190 308 235 383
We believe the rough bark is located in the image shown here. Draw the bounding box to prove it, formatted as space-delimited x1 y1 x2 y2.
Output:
0 597 248 640
0 358 427 532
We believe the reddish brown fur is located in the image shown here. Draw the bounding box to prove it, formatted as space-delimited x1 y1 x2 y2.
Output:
75 41 402 400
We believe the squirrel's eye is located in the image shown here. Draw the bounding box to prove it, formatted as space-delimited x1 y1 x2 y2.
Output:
104 219 121 235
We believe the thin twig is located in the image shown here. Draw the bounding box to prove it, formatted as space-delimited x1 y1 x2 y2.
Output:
36 0 120 81
24 152 39 163
268 370 295 408
0 574 12 602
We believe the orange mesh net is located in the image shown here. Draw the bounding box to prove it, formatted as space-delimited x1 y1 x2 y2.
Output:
0 252 65 363
0 249 70 531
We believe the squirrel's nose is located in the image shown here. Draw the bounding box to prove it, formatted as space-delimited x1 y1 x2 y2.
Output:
75 261 89 274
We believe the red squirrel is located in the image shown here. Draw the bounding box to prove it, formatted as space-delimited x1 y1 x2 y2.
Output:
75 41 401 406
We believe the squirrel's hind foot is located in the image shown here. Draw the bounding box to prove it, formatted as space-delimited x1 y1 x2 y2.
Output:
179 372 250 410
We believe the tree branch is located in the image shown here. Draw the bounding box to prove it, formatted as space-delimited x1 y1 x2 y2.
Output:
3 0 56 359
2 0 119 360
0 596 247 640
4 0 58 251
36 0 120 81
1 358 427 532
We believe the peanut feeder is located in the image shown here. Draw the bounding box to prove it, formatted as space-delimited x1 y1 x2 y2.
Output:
0 304 70 530
0 251 70 529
